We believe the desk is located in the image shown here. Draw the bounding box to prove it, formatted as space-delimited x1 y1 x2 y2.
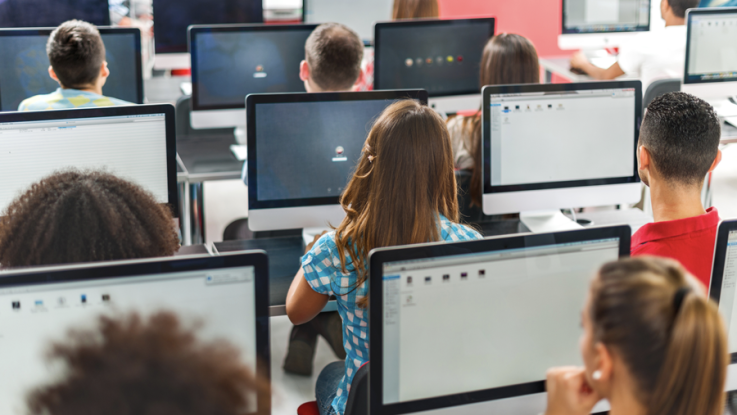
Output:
539 57 592 83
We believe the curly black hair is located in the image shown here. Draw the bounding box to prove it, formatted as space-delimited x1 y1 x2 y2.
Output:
26 311 265 415
0 170 179 268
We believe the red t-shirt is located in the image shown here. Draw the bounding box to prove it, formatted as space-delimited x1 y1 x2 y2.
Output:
631 207 720 288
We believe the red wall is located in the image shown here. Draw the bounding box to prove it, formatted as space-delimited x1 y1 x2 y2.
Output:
437 0 570 58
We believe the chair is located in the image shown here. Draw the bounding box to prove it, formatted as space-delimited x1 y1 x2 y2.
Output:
297 363 369 415
643 79 681 113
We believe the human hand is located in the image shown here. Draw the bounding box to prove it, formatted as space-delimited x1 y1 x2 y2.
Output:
544 367 601 415
305 231 328 254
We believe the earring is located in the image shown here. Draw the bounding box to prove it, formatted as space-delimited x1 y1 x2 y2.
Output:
592 370 602 380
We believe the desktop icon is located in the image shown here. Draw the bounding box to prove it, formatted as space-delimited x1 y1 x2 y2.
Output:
102 294 111 302
457 55 463 62
81 294 87 304
333 146 347 162
442 274 450 282
58 297 67 306
405 58 413 67
12 301 20 310
424 276 432 284
415 58 423 66
35 300 43 307
479 269 486 277
436 56 443 65
407 276 413 285
446 55 453 63
460 272 468 280
426 57 433 65
254 65 267 78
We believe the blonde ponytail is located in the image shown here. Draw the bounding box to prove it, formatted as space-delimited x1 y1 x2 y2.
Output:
591 257 728 415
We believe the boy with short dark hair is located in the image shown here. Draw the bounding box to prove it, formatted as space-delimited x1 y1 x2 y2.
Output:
632 92 722 287
18 20 131 111
300 23 364 93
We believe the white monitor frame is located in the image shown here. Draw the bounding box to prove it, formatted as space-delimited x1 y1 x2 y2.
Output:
481 81 643 219
682 7 737 103
154 52 191 70
246 90 428 232
559 0 651 50
303 0 393 42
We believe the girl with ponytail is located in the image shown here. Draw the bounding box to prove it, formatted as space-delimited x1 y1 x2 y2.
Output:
545 256 728 415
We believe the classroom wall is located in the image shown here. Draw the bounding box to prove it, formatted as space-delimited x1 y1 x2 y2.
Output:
437 0 569 58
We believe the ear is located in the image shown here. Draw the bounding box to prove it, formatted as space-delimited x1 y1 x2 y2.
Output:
100 61 110 79
48 66 60 84
708 149 723 173
638 144 651 171
353 67 365 89
299 60 310 82
594 342 614 382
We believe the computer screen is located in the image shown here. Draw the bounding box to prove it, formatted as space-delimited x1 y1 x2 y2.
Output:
0 29 143 111
153 0 263 54
712 227 737 353
370 227 630 413
0 0 110 27
562 0 651 34
0 106 176 215
700 1 737 7
374 18 495 97
0 253 269 415
685 8 737 84
304 0 393 41
190 25 317 111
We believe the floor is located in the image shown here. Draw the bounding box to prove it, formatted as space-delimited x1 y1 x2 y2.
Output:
200 143 737 415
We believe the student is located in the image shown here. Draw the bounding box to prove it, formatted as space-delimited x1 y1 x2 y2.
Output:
301 22 365 93
18 20 132 111
284 21 366 377
285 100 482 415
25 311 265 415
355 0 440 91
631 92 721 288
0 170 179 267
569 0 700 93
392 0 439 19
544 256 727 415
447 33 539 222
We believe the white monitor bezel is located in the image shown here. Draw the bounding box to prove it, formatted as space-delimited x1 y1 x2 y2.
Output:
559 0 651 50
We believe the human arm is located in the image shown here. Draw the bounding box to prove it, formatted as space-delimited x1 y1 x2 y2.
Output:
570 52 625 80
285 233 331 325
544 367 601 415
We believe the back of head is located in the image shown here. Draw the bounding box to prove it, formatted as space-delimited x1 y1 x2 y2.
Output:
0 170 179 267
480 33 540 87
26 311 262 415
668 0 700 19
47 20 105 89
590 257 727 415
335 100 458 291
392 0 439 19
640 92 721 187
305 23 364 91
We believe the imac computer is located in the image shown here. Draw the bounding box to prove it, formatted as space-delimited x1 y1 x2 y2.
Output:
0 104 179 218
560 0 651 50
246 90 428 232
682 7 737 118
189 23 319 131
153 0 263 70
303 0 393 42
0 27 143 111
369 226 632 415
0 252 271 415
0 0 110 27
709 219 737 391
482 81 642 233
373 18 495 114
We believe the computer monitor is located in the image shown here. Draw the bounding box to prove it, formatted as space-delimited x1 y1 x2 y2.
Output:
682 7 737 115
709 219 737 392
700 0 737 7
0 104 179 218
482 81 642 233
369 225 631 415
189 23 319 130
559 0 651 50
153 0 263 70
0 252 270 415
303 0 393 42
246 89 428 232
0 0 110 27
373 18 495 114
0 27 143 112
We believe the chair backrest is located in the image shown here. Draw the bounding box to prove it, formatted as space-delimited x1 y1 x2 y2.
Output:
643 78 681 113
344 363 369 415
175 95 232 139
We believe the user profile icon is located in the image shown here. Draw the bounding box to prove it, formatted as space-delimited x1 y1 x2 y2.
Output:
405 58 413 67
335 146 344 156
255 65 264 72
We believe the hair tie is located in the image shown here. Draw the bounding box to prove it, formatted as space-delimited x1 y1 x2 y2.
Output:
364 144 376 163
673 287 691 315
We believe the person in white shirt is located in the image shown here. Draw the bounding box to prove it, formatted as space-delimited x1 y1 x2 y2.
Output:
569 0 699 93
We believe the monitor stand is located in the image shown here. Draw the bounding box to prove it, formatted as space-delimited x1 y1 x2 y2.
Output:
519 210 583 233
713 97 737 118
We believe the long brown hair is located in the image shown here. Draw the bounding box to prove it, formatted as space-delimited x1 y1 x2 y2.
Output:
463 33 540 206
392 0 439 19
335 100 459 307
590 257 727 415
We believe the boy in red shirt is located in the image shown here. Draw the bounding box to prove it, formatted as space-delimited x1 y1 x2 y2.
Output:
632 92 722 287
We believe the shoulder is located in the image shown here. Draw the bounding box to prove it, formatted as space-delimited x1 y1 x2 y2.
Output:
18 92 58 111
439 215 483 242
92 95 134 107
